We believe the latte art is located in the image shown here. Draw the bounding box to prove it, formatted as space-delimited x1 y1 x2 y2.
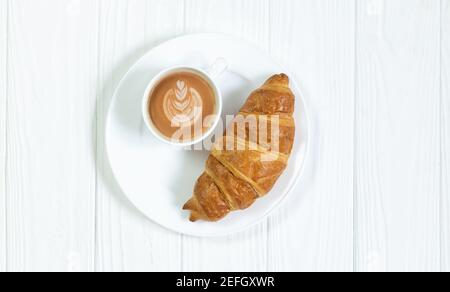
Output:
163 80 203 127
149 71 217 142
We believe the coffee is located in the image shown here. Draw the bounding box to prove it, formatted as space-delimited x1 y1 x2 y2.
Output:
149 71 217 142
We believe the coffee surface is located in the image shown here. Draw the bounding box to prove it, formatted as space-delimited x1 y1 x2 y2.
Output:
149 71 216 142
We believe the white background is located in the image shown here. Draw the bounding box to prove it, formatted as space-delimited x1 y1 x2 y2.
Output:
0 0 449 272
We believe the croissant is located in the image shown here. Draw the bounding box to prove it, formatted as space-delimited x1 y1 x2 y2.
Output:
183 74 296 222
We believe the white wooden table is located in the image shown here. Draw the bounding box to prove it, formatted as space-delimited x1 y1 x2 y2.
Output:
0 0 449 272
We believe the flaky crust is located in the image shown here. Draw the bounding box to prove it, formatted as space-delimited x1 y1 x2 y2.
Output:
183 74 296 222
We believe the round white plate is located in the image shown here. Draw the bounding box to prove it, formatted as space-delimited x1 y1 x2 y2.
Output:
106 33 310 237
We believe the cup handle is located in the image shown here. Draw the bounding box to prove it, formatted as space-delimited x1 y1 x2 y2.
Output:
206 58 228 80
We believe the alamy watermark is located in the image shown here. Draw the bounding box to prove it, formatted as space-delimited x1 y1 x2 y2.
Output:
169 108 283 162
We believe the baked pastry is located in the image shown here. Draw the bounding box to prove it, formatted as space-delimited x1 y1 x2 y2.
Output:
183 74 296 222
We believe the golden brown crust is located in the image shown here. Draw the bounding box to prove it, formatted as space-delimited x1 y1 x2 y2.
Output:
206 156 258 210
212 146 287 196
231 113 295 155
240 74 295 115
183 74 296 222
183 173 230 222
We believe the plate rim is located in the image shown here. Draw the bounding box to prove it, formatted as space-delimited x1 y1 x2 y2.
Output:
105 32 312 237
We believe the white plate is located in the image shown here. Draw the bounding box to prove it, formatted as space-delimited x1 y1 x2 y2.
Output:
106 33 311 237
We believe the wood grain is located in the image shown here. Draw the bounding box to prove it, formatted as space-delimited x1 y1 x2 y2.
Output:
95 0 184 272
267 0 355 272
0 0 7 272
182 0 270 272
442 0 450 272
355 0 441 272
5 0 98 271
0 0 448 272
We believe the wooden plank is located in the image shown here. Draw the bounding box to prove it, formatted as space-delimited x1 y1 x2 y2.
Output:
267 0 355 272
355 0 441 272
184 0 270 45
0 0 7 272
442 0 450 272
95 0 184 272
6 0 98 272
182 0 270 272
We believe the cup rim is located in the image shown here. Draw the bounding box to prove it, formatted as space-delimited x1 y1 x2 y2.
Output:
142 66 223 147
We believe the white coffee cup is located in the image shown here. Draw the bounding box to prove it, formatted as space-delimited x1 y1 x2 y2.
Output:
142 58 228 147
